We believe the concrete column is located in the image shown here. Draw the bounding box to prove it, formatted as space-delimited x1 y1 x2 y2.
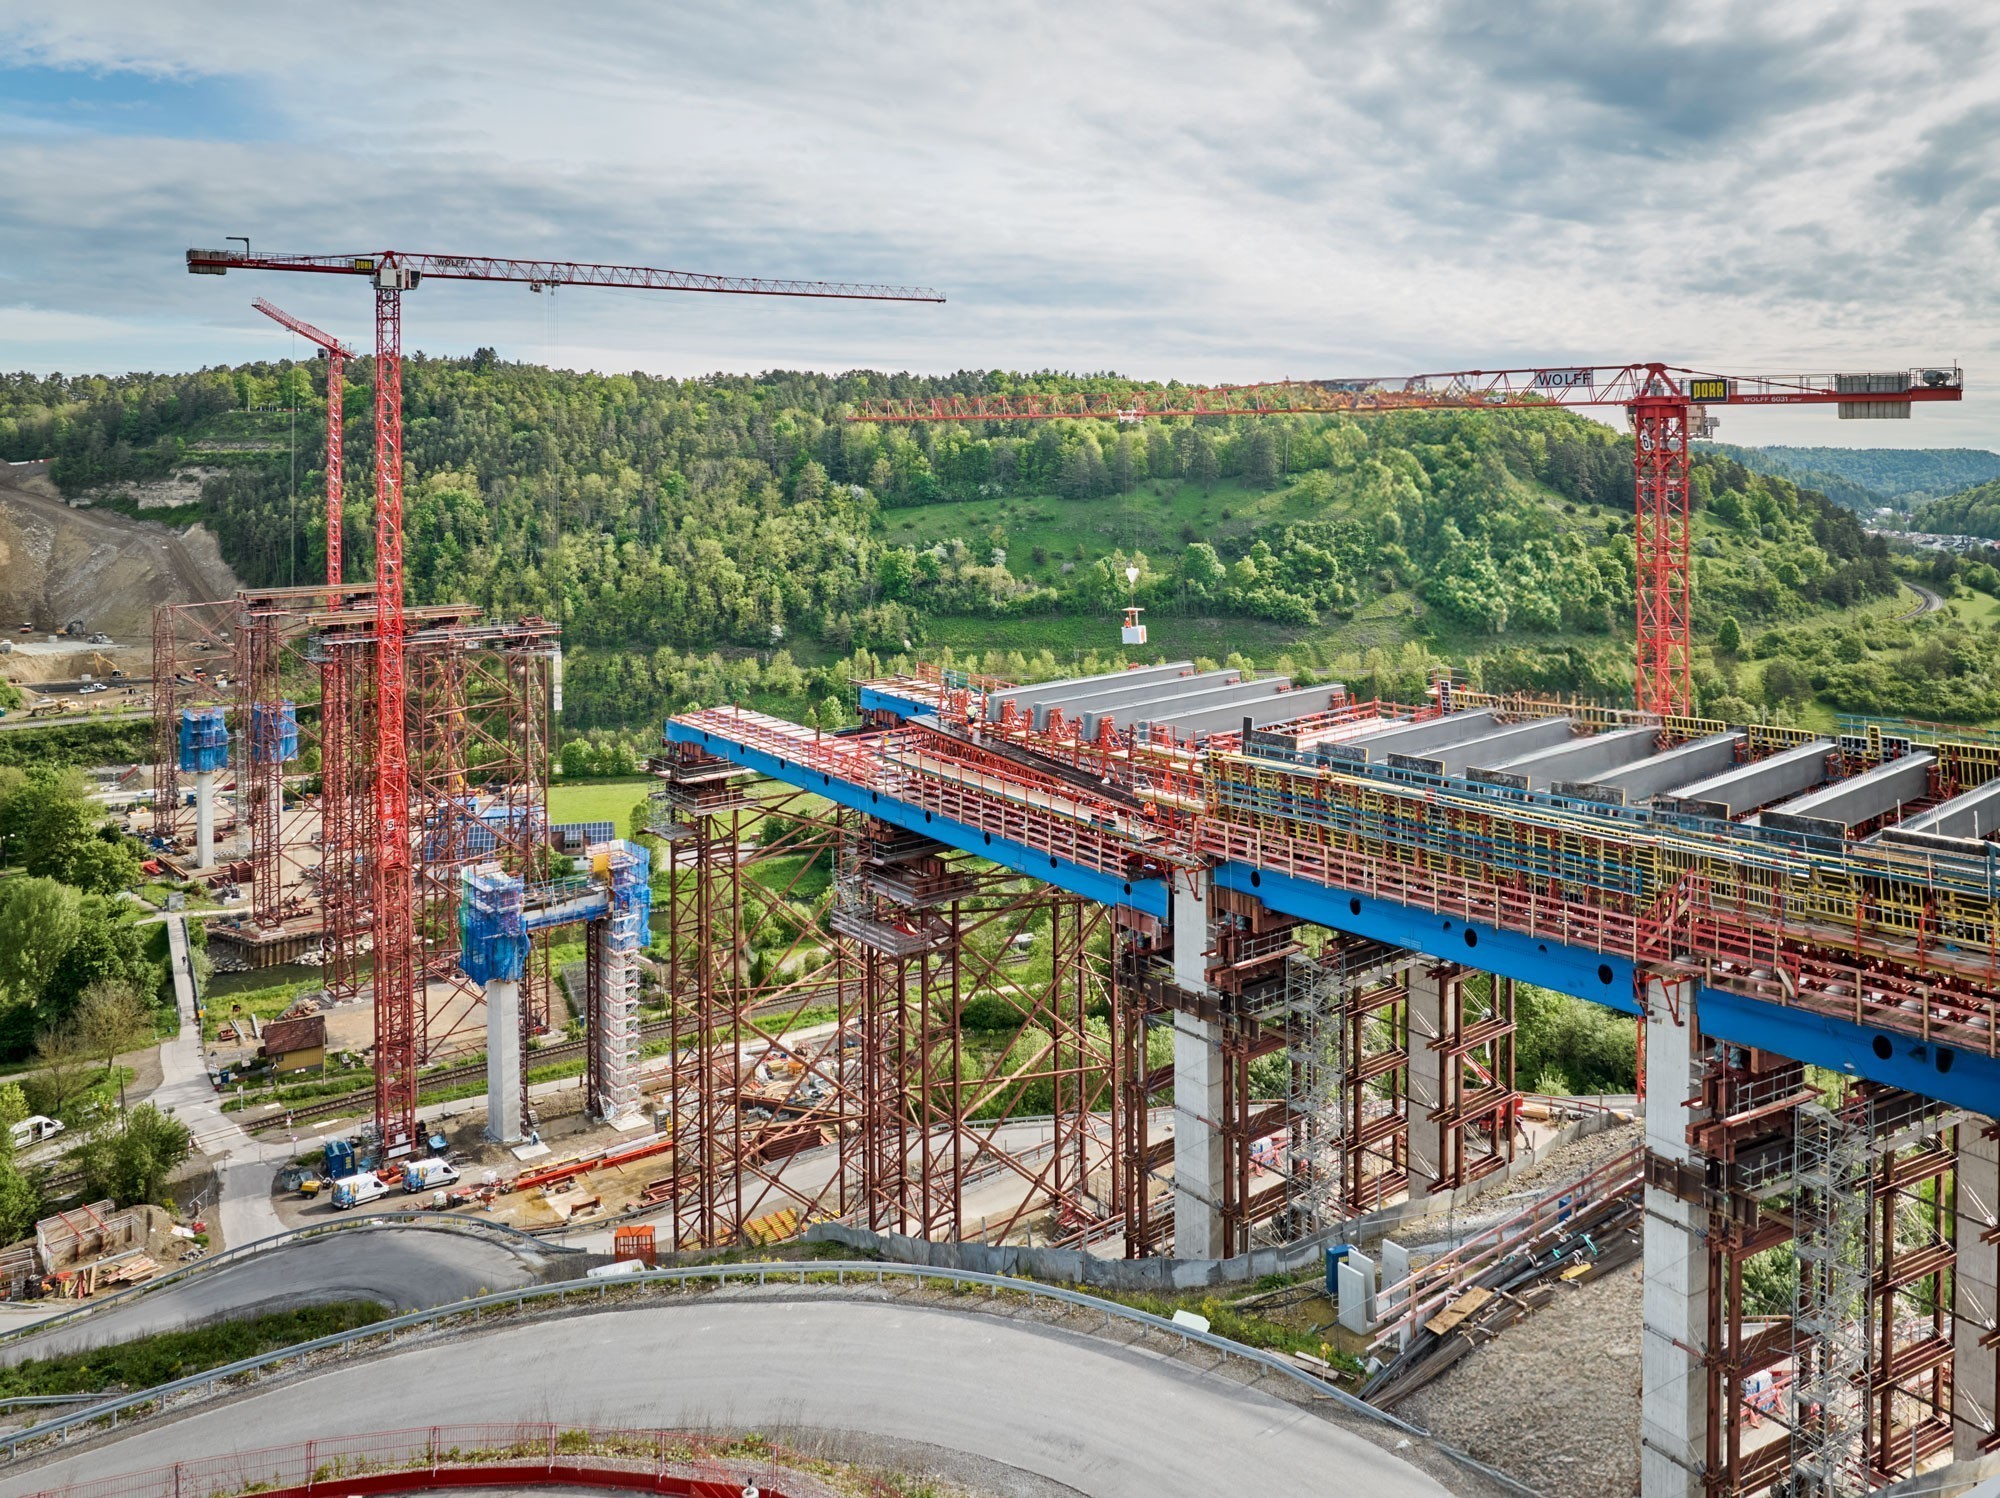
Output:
484 977 523 1143
1337 1248 1377 1333
1406 965 1447 1197
1171 875 1225 1260
1955 1117 1999 1459
193 769 216 869
1639 980 1709 1498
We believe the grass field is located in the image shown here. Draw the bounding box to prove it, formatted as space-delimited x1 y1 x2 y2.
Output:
547 776 653 829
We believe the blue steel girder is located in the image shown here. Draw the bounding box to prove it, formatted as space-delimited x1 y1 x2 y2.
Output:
665 720 1171 917
857 684 940 720
1213 862 2000 1115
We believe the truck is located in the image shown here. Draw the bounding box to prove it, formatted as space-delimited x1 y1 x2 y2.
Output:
331 1172 392 1210
402 1157 459 1193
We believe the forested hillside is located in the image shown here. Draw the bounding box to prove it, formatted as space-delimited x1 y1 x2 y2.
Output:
1910 479 2000 539
14 360 2000 736
1707 443 2000 512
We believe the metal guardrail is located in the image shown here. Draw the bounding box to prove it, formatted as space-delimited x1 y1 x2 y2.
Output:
0 1212 581 1352
0 1260 1537 1496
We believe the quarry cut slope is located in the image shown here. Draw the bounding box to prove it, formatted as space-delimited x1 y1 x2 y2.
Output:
0 474 240 643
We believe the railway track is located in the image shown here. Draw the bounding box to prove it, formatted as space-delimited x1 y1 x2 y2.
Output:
1899 581 1946 619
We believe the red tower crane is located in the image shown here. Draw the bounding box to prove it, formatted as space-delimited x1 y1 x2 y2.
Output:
251 298 352 595
849 361 1965 719
250 298 366 1019
193 246 945 1154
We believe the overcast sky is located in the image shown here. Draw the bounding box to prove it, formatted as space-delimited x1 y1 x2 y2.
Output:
3 2 1996 449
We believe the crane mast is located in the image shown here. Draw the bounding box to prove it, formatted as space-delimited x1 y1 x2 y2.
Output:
196 246 943 1154
251 298 353 597
851 361 1965 718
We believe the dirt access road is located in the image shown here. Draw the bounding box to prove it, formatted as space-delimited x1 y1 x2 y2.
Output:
0 472 239 644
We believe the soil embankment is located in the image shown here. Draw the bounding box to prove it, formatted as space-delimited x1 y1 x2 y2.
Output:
0 474 240 670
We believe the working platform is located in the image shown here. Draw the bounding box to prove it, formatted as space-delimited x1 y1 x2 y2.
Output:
675 668 2000 1113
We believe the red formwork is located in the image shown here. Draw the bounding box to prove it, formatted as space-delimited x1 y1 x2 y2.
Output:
675 707 1198 885
1203 792 2000 1065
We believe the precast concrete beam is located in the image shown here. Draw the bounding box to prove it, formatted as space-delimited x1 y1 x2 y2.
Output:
983 661 1196 721
1129 687 1343 744
1025 668 1239 730
1080 675 1291 737
1762 751 1934 836
1333 709 1501 764
1471 725 1660 791
1558 731 1744 805
1665 739 1836 818
1392 717 1573 779
1896 776 2000 841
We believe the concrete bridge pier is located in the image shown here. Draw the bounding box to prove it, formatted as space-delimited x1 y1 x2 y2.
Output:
1171 874 1226 1260
1957 1117 2000 1460
484 976 524 1143
1406 964 1448 1199
1640 978 1710 1498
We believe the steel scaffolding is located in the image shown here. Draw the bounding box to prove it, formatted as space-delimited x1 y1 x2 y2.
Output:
1282 939 1417 1234
1791 1101 1876 1497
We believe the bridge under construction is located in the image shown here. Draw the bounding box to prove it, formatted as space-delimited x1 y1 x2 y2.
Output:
654 662 2000 1498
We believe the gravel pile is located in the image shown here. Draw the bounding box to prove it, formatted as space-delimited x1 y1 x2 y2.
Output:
1400 1258 1644 1498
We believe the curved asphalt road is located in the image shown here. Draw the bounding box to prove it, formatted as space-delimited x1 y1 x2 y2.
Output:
0 1230 557 1366
0 1297 1462 1498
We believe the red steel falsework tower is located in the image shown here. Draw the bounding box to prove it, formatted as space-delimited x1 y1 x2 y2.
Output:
192 245 943 1154
372 278 418 1154
1630 382 1692 719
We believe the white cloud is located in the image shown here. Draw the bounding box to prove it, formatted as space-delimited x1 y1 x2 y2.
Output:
0 1 1994 448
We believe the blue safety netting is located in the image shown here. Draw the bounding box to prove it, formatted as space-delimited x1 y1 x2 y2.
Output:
245 701 299 764
177 708 229 774
459 864 528 984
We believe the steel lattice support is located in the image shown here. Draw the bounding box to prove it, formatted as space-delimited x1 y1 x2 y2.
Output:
1115 914 1172 1258
409 628 559 1058
371 284 418 1156
236 599 287 926
835 827 1115 1245
1282 940 1419 1236
653 759 857 1250
1342 971 1411 1213
1428 969 1519 1193
1632 396 1694 718
1865 1122 1957 1480
317 630 370 1009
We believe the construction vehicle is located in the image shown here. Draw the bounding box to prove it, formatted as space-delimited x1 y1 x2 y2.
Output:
402 1157 458 1193
331 1172 392 1209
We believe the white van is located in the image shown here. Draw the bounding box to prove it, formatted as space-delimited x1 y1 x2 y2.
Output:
331 1172 393 1209
10 1116 64 1151
402 1158 459 1193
